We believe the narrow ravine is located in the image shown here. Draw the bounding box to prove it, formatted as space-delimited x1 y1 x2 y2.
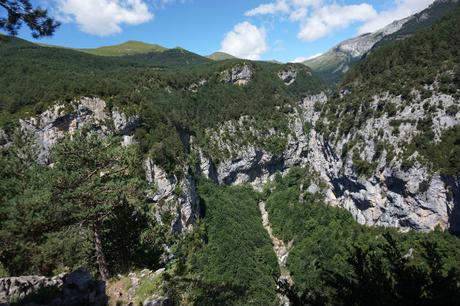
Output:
258 201 294 306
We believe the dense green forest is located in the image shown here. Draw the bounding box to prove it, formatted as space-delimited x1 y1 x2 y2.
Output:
0 35 322 171
0 131 164 278
163 182 279 305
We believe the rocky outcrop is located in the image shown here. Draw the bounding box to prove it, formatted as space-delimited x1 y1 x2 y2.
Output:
0 268 106 306
5 88 458 235
18 97 140 164
222 65 252 85
198 93 327 189
0 129 10 149
5 98 199 235
278 68 297 86
145 158 200 233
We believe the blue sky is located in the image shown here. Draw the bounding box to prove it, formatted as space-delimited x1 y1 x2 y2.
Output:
13 0 435 62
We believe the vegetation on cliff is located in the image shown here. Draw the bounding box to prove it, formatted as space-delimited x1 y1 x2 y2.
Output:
0 132 164 277
265 167 460 305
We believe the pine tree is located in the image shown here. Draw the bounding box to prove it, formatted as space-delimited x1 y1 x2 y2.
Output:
0 0 59 38
50 131 145 280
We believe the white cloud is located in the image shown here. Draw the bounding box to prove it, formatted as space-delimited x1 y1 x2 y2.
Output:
245 0 323 17
244 0 434 42
58 0 153 36
298 4 377 41
292 52 322 62
292 56 308 63
359 0 435 34
289 8 308 22
245 0 290 17
220 22 268 60
153 0 189 9
290 0 322 8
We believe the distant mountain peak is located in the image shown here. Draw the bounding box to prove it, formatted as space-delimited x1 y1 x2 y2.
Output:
302 0 459 83
78 41 167 57
207 52 237 61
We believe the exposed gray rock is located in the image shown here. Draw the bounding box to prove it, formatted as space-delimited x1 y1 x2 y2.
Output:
143 296 172 306
304 17 409 76
278 68 297 85
0 129 11 149
0 268 106 306
222 65 252 85
145 158 200 233
17 97 140 164
112 109 141 135
4 99 195 235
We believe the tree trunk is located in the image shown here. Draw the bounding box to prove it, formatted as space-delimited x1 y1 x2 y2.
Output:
93 224 109 281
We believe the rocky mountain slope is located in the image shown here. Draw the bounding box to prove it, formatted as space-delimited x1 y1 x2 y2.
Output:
1 1 460 304
303 0 459 83
1 0 458 237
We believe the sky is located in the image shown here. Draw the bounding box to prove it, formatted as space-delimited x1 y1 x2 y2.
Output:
12 0 436 62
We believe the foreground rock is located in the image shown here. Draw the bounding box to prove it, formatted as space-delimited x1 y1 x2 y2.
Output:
0 268 106 306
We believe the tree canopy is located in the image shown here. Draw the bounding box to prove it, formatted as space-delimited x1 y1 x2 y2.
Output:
0 0 59 38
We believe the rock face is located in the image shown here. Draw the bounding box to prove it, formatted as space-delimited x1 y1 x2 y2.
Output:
145 158 200 233
0 129 11 149
19 97 140 164
278 68 297 86
0 268 106 306
222 65 252 85
196 91 460 233
304 17 408 77
5 88 459 234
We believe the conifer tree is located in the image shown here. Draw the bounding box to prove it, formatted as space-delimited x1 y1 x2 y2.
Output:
0 0 59 38
50 131 145 280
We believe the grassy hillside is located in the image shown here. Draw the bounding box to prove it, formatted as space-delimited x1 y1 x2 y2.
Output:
77 40 167 56
303 51 350 84
207 52 236 61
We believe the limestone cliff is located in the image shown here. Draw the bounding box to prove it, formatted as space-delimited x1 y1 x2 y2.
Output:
5 85 459 234
195 90 459 233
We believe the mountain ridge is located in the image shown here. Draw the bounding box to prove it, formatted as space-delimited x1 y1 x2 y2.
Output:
207 51 237 61
303 0 459 83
